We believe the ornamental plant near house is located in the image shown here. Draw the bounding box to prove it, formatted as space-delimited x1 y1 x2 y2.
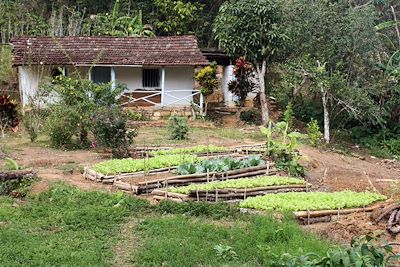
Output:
228 57 256 107
195 62 220 116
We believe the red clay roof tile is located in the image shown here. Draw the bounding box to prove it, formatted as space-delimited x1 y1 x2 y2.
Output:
11 36 209 66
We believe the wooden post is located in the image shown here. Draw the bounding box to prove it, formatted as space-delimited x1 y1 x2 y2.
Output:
161 67 166 106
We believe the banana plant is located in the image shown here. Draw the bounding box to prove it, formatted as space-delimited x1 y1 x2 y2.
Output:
92 0 154 37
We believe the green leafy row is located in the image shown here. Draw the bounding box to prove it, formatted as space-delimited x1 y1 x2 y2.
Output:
175 155 265 175
169 176 305 195
93 155 200 175
240 191 387 212
151 145 227 156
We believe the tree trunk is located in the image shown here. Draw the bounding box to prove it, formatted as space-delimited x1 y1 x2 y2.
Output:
390 6 400 47
256 61 269 125
321 87 330 144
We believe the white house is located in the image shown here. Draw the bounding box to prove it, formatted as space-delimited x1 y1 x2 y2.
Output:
11 36 210 109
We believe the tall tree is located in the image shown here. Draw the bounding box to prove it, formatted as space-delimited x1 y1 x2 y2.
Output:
213 0 287 125
153 0 203 36
282 0 383 143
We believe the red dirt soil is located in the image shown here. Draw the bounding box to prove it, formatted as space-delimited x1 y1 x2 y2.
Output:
6 140 400 245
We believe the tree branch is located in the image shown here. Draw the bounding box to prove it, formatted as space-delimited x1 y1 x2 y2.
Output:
391 5 400 47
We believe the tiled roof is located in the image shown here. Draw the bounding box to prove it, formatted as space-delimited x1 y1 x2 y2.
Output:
11 36 209 66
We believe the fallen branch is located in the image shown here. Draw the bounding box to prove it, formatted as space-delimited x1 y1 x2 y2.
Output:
0 170 36 181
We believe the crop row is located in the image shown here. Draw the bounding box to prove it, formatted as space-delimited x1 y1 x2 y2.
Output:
169 176 305 194
240 191 387 212
176 155 265 175
151 145 227 156
93 155 200 175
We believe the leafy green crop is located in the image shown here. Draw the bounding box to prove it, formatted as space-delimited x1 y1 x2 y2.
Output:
240 191 387 211
151 145 227 156
93 155 200 175
169 176 305 194
175 155 265 175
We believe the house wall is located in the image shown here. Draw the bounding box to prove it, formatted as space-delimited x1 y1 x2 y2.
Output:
18 65 195 108
115 66 195 107
114 67 142 91
222 65 236 107
18 65 90 107
164 66 195 106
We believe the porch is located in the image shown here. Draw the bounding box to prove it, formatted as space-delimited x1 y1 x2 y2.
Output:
88 65 204 110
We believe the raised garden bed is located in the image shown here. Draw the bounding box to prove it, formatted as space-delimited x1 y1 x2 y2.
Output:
149 145 229 157
113 162 276 194
84 154 200 183
151 175 310 202
240 191 388 224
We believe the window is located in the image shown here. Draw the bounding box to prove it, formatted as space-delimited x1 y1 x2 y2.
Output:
51 67 65 79
142 69 160 88
91 66 111 84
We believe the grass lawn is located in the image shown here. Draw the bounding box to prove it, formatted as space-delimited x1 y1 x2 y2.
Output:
0 184 333 267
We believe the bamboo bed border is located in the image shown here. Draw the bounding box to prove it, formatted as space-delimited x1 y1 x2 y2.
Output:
151 183 312 202
85 162 276 194
113 162 277 194
83 153 259 184
240 201 388 225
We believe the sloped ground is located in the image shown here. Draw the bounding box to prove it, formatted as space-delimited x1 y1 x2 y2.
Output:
3 128 400 245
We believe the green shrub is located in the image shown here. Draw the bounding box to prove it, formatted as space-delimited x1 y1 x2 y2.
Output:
45 107 80 148
92 108 138 158
283 102 295 130
240 110 262 125
307 118 323 147
265 235 397 267
0 176 35 197
260 122 307 177
40 76 125 148
167 114 189 140
0 95 19 138
155 200 239 219
126 110 147 121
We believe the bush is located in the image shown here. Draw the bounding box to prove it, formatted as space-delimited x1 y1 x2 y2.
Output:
195 62 220 115
40 76 125 147
240 110 262 125
283 102 295 130
167 115 189 140
266 235 397 267
0 95 19 138
260 121 307 177
23 91 48 142
126 110 147 121
92 108 138 158
307 118 323 147
45 107 80 148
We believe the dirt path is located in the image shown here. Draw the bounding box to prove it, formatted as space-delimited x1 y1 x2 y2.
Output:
300 145 400 196
9 146 112 193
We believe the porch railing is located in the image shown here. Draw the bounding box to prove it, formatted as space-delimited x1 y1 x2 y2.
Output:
120 89 204 112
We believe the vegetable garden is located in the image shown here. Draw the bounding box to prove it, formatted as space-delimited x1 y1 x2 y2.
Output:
83 141 389 225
